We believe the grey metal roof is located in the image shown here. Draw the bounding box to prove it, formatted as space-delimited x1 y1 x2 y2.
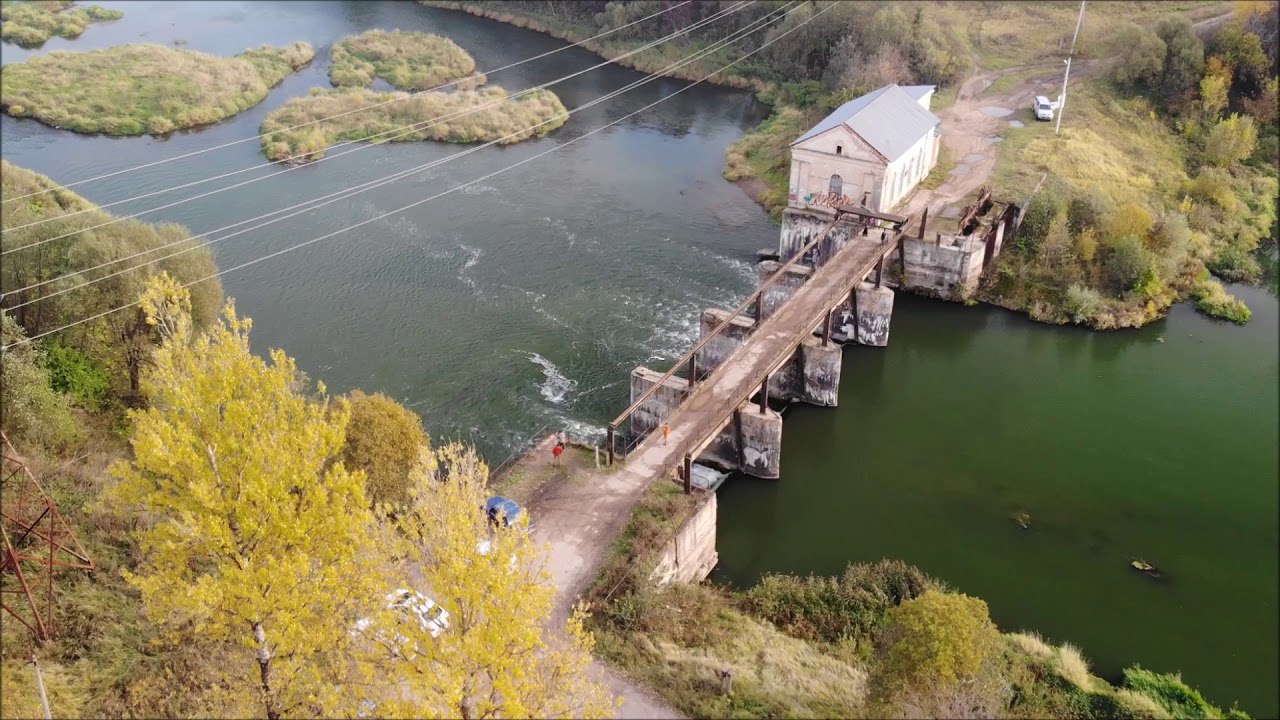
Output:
791 84 940 162
901 84 937 102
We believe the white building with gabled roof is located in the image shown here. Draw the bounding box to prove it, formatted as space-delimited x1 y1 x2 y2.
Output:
787 84 941 213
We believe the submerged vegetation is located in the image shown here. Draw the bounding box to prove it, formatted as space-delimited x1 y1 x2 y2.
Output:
259 85 567 163
585 480 1248 719
330 28 485 91
0 41 314 135
1 0 121 46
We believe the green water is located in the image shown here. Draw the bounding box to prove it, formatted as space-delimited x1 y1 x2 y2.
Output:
715 286 1279 716
4 0 1276 713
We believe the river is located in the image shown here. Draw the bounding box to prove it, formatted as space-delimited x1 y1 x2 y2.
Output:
2 1 1276 715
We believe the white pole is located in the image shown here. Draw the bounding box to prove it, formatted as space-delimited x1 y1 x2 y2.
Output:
31 655 52 720
1056 0 1086 135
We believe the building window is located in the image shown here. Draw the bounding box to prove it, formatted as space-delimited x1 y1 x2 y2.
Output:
835 145 843 156
829 174 843 196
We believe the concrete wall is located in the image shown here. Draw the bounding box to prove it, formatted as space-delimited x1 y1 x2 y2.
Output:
696 309 755 376
696 404 783 479
629 367 689 438
901 234 986 300
650 491 718 587
854 282 894 346
757 260 812 320
777 207 862 261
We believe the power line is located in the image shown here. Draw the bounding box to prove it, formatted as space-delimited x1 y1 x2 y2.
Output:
4 0 830 351
2 2 779 307
1 0 751 240
0 0 694 206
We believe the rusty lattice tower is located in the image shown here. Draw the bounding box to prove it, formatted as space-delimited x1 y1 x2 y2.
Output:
1 432 94 642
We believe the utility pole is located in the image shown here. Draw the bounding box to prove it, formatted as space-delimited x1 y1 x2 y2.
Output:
31 655 52 720
1056 0 1087 134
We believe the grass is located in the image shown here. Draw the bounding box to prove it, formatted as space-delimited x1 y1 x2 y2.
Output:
722 106 817 217
330 29 485 91
920 146 957 190
1056 642 1094 691
1 41 314 135
258 85 567 163
1 1 121 47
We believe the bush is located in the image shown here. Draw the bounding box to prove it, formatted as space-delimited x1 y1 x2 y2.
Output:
329 30 477 91
1207 244 1262 283
0 316 81 451
1067 191 1111 235
43 340 111 409
1203 114 1258 168
1063 284 1103 324
1103 234 1156 293
1192 280 1251 323
341 390 429 508
1017 191 1064 253
740 559 937 648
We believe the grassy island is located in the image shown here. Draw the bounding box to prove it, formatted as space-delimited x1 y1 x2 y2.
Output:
259 85 566 162
330 28 485 91
1 1 122 46
0 41 315 135
260 30 564 163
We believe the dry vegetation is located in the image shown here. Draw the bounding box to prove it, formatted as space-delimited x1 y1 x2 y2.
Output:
330 28 485 91
259 85 567 163
0 41 314 135
1 0 121 46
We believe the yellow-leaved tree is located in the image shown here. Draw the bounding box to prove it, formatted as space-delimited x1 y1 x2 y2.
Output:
367 443 618 719
109 275 388 719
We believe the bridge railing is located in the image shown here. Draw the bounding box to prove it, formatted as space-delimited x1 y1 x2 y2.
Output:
605 206 913 466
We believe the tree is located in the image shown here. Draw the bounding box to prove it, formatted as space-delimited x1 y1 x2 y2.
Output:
0 313 80 450
1154 17 1205 104
1105 202 1154 244
867 591 1007 719
108 284 384 720
369 443 617 719
1103 235 1155 294
341 390 430 509
1199 65 1230 121
1203 113 1258 167
1110 22 1165 89
1242 77 1278 124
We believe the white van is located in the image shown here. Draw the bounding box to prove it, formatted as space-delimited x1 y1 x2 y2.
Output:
1033 96 1055 122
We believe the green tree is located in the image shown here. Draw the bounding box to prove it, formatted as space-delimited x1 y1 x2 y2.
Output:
1103 235 1155 294
1199 67 1230 121
108 282 384 720
341 389 429 508
370 443 617 718
1110 22 1165 89
0 314 80 451
868 591 1007 718
1204 113 1259 167
1154 17 1205 104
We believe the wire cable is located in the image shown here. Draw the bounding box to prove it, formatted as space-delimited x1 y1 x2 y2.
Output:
0 0 694 206
4 1 832 350
3 2 781 306
1 0 751 240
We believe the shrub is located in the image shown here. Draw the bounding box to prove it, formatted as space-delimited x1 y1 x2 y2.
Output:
741 559 938 648
1103 234 1155 293
0 316 81 451
1063 284 1103 324
1067 191 1110 234
43 340 111 409
329 30 477 91
1203 114 1258 168
1192 280 1251 323
868 591 1008 718
147 115 175 135
341 390 429 508
1106 202 1155 243
1185 166 1238 211
1207 244 1262 283
1017 191 1064 253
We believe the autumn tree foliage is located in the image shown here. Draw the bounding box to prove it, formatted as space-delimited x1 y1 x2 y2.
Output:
341 389 429 508
868 591 1007 719
368 443 617 719
109 278 384 719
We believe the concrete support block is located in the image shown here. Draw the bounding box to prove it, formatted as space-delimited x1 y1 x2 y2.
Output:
738 405 783 479
800 336 841 406
855 282 894 346
778 207 860 262
901 235 985 300
629 367 689 438
650 492 718 587
696 309 754 376
757 260 812 320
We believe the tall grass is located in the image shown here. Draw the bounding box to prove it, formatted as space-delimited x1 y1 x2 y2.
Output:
1 41 314 135
1 1 122 47
330 29 484 91
259 86 567 163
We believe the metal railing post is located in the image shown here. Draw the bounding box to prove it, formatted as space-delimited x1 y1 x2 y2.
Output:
606 425 615 465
